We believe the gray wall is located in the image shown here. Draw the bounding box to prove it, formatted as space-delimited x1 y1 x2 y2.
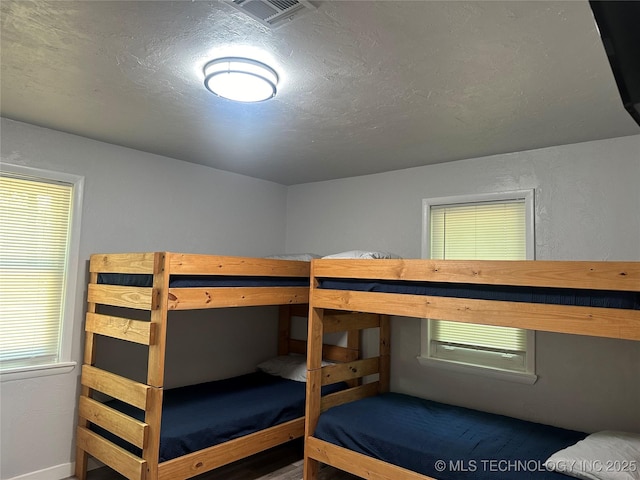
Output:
0 118 288 479
286 134 640 433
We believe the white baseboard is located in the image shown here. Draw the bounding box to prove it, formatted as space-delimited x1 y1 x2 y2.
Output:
6 456 105 480
6 463 74 480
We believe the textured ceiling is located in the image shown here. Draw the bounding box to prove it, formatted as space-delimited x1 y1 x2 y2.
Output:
1 0 639 185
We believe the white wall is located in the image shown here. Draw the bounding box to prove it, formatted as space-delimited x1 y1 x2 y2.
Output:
0 118 289 479
286 134 640 433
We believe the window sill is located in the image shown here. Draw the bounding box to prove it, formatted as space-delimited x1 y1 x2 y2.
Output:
0 361 77 383
416 356 538 385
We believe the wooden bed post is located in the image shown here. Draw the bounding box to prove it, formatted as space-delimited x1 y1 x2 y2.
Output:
347 326 361 361
144 252 170 480
148 252 169 388
379 315 391 393
304 301 324 480
75 271 99 480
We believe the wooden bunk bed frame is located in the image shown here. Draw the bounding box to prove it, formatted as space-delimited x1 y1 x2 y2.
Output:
303 259 640 480
74 252 364 480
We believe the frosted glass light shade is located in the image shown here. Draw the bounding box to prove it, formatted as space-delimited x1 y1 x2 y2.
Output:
203 57 278 103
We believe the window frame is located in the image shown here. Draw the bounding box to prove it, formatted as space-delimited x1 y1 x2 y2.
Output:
0 163 84 382
418 190 537 384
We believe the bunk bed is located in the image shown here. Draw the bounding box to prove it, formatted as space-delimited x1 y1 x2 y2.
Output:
304 259 640 480
74 252 367 480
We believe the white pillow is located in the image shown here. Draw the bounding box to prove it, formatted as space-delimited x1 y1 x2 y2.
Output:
265 253 321 261
322 250 401 259
257 354 332 382
544 431 640 480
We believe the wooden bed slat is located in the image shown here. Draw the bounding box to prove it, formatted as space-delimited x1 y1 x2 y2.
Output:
321 358 379 386
86 313 155 345
288 339 356 363
167 253 310 277
312 259 640 291
322 343 359 363
306 436 435 480
323 312 381 333
313 289 640 341
90 253 157 274
287 338 308 356
76 427 146 480
167 287 308 309
88 284 155 310
81 365 151 410
320 382 380 412
78 396 148 448
157 418 305 480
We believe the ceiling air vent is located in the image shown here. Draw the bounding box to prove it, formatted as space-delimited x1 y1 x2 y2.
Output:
229 0 317 29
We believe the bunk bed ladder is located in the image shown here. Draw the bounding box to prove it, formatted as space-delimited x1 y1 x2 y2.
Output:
76 252 168 480
303 301 389 480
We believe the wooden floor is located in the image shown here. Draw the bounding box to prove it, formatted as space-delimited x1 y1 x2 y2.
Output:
73 441 359 480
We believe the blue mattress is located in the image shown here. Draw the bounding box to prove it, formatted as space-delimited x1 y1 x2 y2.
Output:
319 278 640 309
95 371 343 462
314 393 587 480
98 273 309 288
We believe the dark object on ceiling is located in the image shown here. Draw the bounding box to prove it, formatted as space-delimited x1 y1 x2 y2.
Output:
589 0 640 127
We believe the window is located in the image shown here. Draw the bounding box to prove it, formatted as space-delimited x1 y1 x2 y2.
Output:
0 164 83 381
419 191 537 384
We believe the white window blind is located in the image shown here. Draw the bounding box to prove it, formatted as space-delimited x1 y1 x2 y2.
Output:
430 321 527 352
0 173 73 370
427 198 531 374
430 201 526 261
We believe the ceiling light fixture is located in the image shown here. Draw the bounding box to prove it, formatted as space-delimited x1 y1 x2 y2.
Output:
203 57 279 103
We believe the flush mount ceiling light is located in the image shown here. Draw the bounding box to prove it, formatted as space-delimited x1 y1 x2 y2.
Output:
203 57 279 103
